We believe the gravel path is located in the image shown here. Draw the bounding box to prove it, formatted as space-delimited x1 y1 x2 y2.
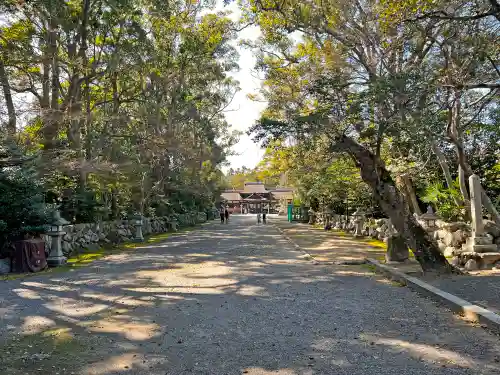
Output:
424 275 500 314
0 215 499 375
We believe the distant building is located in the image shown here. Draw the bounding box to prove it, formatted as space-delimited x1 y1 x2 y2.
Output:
220 182 294 214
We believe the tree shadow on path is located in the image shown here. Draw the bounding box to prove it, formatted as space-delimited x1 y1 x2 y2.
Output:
0 216 499 375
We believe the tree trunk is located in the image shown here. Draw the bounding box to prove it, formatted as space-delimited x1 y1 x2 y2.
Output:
0 59 16 135
42 21 60 152
430 139 463 203
446 93 500 224
332 135 452 273
401 174 422 215
457 165 471 220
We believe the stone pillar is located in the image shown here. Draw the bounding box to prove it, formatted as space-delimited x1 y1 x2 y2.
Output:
385 234 409 263
352 209 365 237
470 174 483 235
463 174 496 253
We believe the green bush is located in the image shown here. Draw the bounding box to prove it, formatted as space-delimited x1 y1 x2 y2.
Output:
420 181 465 222
0 162 51 245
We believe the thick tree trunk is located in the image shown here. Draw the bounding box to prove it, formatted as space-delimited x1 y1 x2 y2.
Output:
0 59 16 135
332 135 452 273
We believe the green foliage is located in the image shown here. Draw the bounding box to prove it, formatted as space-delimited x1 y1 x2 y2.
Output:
0 162 51 245
0 0 240 228
420 181 465 221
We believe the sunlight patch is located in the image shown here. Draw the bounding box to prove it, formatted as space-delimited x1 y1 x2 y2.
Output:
374 338 476 367
21 315 56 334
89 319 159 341
44 299 109 317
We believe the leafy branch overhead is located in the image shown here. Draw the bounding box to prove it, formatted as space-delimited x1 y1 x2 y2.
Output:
0 0 240 234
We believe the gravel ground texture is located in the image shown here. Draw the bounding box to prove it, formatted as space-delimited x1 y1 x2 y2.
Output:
0 214 499 375
423 274 500 314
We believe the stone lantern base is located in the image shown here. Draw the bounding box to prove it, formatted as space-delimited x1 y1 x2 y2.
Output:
47 255 67 267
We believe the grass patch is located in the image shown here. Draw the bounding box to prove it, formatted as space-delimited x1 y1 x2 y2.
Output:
0 327 101 375
361 263 377 272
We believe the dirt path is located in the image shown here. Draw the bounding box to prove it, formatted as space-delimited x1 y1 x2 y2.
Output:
0 215 499 374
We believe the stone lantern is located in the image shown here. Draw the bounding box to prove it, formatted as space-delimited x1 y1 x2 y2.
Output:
324 207 333 227
352 208 365 238
420 206 439 231
132 213 144 242
47 210 69 267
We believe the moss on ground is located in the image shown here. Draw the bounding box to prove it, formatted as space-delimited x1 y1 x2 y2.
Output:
0 327 103 375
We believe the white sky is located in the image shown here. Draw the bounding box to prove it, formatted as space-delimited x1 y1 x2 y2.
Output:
215 1 267 171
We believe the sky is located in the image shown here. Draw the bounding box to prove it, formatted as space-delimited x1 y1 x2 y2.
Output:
214 1 268 172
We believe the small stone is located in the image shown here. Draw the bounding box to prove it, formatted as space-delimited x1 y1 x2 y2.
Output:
464 259 478 271
484 221 500 238
450 257 460 267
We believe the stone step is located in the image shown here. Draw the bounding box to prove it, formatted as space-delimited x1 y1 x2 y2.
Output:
459 252 500 265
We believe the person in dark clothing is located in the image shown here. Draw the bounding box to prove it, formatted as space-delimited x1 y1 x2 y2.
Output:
220 207 225 224
224 208 229 223
262 212 267 224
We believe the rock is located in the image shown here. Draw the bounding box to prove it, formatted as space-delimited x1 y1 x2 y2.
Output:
63 234 72 242
435 229 448 240
443 247 456 257
62 241 73 256
0 258 10 274
484 220 500 238
442 221 470 232
464 259 478 271
438 241 447 252
453 229 469 245
478 253 500 266
106 231 122 243
385 234 409 262
442 230 468 247
85 243 100 251
450 257 460 267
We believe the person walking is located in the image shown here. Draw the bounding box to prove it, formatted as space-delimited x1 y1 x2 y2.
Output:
220 206 225 224
224 207 229 223
262 212 267 224
257 212 261 224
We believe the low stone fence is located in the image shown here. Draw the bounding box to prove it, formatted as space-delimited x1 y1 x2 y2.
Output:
43 212 208 257
309 210 500 269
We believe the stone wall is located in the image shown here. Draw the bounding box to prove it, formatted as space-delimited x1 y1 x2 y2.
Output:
44 212 208 257
318 214 500 251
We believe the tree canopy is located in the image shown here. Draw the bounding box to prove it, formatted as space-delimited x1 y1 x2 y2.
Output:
236 0 499 272
0 0 240 229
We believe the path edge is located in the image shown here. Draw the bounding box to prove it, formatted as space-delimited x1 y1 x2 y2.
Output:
271 224 316 261
366 258 500 333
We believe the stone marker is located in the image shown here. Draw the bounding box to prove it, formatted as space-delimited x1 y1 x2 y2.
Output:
462 175 498 253
385 234 409 262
